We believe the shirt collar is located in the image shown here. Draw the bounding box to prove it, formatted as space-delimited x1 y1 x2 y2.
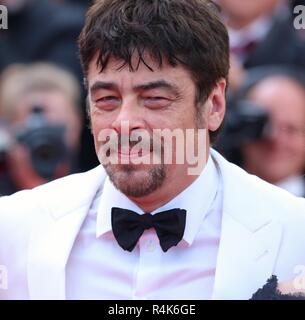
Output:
96 154 220 247
228 2 289 50
228 15 272 50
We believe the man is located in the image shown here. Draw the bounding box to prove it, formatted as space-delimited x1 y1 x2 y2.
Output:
0 0 98 172
217 0 305 91
0 0 84 79
0 0 305 300
239 72 305 197
219 0 305 67
0 63 82 195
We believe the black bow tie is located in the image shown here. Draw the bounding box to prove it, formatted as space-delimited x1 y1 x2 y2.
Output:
111 207 186 252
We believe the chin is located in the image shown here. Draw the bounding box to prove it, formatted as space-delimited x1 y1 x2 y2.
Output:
104 163 166 198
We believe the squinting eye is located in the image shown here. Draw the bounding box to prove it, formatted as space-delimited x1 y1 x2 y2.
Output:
98 96 119 102
147 97 166 101
95 96 120 110
144 97 170 108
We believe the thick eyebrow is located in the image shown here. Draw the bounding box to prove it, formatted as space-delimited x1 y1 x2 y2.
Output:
90 80 181 97
133 80 181 96
90 81 118 96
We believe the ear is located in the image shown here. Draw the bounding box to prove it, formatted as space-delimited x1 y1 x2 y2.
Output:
206 78 226 132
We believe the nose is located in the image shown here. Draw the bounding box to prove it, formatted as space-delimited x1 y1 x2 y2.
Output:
111 97 146 135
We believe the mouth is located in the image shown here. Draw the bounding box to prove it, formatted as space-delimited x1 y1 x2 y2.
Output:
101 140 160 165
118 144 153 156
117 149 152 159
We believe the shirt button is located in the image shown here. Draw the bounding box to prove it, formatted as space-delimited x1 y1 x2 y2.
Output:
146 238 156 252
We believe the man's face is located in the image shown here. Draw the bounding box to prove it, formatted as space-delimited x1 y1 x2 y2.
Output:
87 55 220 198
242 77 305 184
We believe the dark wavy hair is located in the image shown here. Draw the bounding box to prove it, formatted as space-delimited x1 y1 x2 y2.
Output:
78 0 229 143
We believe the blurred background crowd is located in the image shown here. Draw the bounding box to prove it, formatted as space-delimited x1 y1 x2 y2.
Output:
0 0 304 197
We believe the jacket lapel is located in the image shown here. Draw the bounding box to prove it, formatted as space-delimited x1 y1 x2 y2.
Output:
212 212 282 299
26 150 284 299
210 150 283 299
27 166 106 300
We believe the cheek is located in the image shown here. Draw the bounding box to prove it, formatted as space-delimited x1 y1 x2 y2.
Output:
284 136 305 154
91 108 114 130
91 117 102 137
172 109 197 129
248 141 268 154
90 114 111 149
291 140 305 160
143 111 178 131
242 142 270 164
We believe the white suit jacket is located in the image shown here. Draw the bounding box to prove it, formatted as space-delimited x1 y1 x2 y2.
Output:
1 149 305 300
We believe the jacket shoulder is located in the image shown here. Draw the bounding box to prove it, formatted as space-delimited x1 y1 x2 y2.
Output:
0 166 105 234
211 149 305 223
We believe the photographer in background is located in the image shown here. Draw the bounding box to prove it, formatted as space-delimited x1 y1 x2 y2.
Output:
217 0 305 92
0 0 85 81
218 67 305 197
0 63 82 195
0 0 98 173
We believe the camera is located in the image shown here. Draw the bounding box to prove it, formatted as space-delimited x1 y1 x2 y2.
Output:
16 106 69 180
215 100 270 161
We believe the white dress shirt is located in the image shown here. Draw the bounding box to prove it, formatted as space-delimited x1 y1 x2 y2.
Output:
228 15 272 63
66 155 223 299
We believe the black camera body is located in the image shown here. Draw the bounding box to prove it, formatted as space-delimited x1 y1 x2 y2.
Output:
215 101 270 163
216 66 305 162
16 106 69 180
220 101 270 147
